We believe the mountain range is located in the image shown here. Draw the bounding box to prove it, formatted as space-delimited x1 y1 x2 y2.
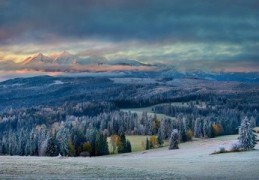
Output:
0 51 153 72
20 51 149 67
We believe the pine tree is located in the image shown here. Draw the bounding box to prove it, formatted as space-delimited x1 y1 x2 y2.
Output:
117 134 127 153
194 118 202 138
157 127 164 146
46 137 60 156
238 117 257 151
250 116 256 129
95 133 109 156
203 118 212 138
56 127 69 156
101 134 109 155
68 139 76 156
126 140 132 153
146 117 153 135
169 129 179 150
160 119 166 139
145 137 150 150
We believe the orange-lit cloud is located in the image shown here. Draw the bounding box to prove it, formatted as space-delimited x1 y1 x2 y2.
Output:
0 0 258 72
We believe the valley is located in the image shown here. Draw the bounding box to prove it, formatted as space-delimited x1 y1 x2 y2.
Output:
0 73 258 179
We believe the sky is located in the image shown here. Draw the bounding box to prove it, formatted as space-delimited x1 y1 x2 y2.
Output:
0 0 259 72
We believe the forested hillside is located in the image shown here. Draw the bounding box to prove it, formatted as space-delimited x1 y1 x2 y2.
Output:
0 77 258 156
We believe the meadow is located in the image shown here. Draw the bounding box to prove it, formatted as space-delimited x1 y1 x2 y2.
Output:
1 134 259 179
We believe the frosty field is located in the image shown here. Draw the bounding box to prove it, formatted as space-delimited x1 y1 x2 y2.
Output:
1 135 259 179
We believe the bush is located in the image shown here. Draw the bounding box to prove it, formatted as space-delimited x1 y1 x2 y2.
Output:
150 136 158 148
212 124 222 137
79 151 90 157
186 130 193 141
82 142 93 155
230 141 241 152
213 146 226 154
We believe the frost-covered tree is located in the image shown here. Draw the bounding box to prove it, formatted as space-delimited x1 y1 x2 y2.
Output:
250 116 256 129
29 128 38 155
169 129 179 150
203 118 212 138
146 116 153 135
194 118 203 138
160 119 166 140
238 117 257 151
56 126 69 156
157 127 164 146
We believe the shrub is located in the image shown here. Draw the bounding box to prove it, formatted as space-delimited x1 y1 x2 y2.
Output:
79 151 90 157
150 135 158 148
229 141 241 152
186 130 193 141
82 142 92 155
214 146 226 154
212 124 222 137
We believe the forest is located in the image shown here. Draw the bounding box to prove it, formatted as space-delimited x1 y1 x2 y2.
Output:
0 89 258 156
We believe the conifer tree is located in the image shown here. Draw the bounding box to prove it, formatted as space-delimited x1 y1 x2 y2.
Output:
169 129 179 150
238 117 257 150
118 134 127 153
145 137 150 150
95 133 109 156
126 140 132 153
157 128 164 146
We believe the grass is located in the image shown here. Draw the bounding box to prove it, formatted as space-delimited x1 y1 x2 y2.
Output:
108 135 149 153
121 101 206 121
125 135 149 152
1 135 259 179
108 135 169 153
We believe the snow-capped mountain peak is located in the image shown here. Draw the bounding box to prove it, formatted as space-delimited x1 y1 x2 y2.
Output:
22 53 53 65
55 51 73 59
54 51 77 65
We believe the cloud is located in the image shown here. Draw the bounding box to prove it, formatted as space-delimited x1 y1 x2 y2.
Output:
1 0 259 43
0 0 258 72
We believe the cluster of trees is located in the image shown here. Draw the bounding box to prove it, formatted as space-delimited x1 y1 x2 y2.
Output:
110 134 132 154
154 101 258 138
145 135 162 150
0 94 258 156
0 121 110 157
214 116 257 154
0 105 138 156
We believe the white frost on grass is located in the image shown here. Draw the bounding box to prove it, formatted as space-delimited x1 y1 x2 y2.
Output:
0 135 259 179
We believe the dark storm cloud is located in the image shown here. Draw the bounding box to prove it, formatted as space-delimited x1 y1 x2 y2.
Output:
1 0 259 44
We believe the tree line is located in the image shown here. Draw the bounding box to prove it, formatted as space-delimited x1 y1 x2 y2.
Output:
0 97 258 156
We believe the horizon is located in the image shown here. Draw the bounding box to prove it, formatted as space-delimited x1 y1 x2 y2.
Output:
0 0 259 73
